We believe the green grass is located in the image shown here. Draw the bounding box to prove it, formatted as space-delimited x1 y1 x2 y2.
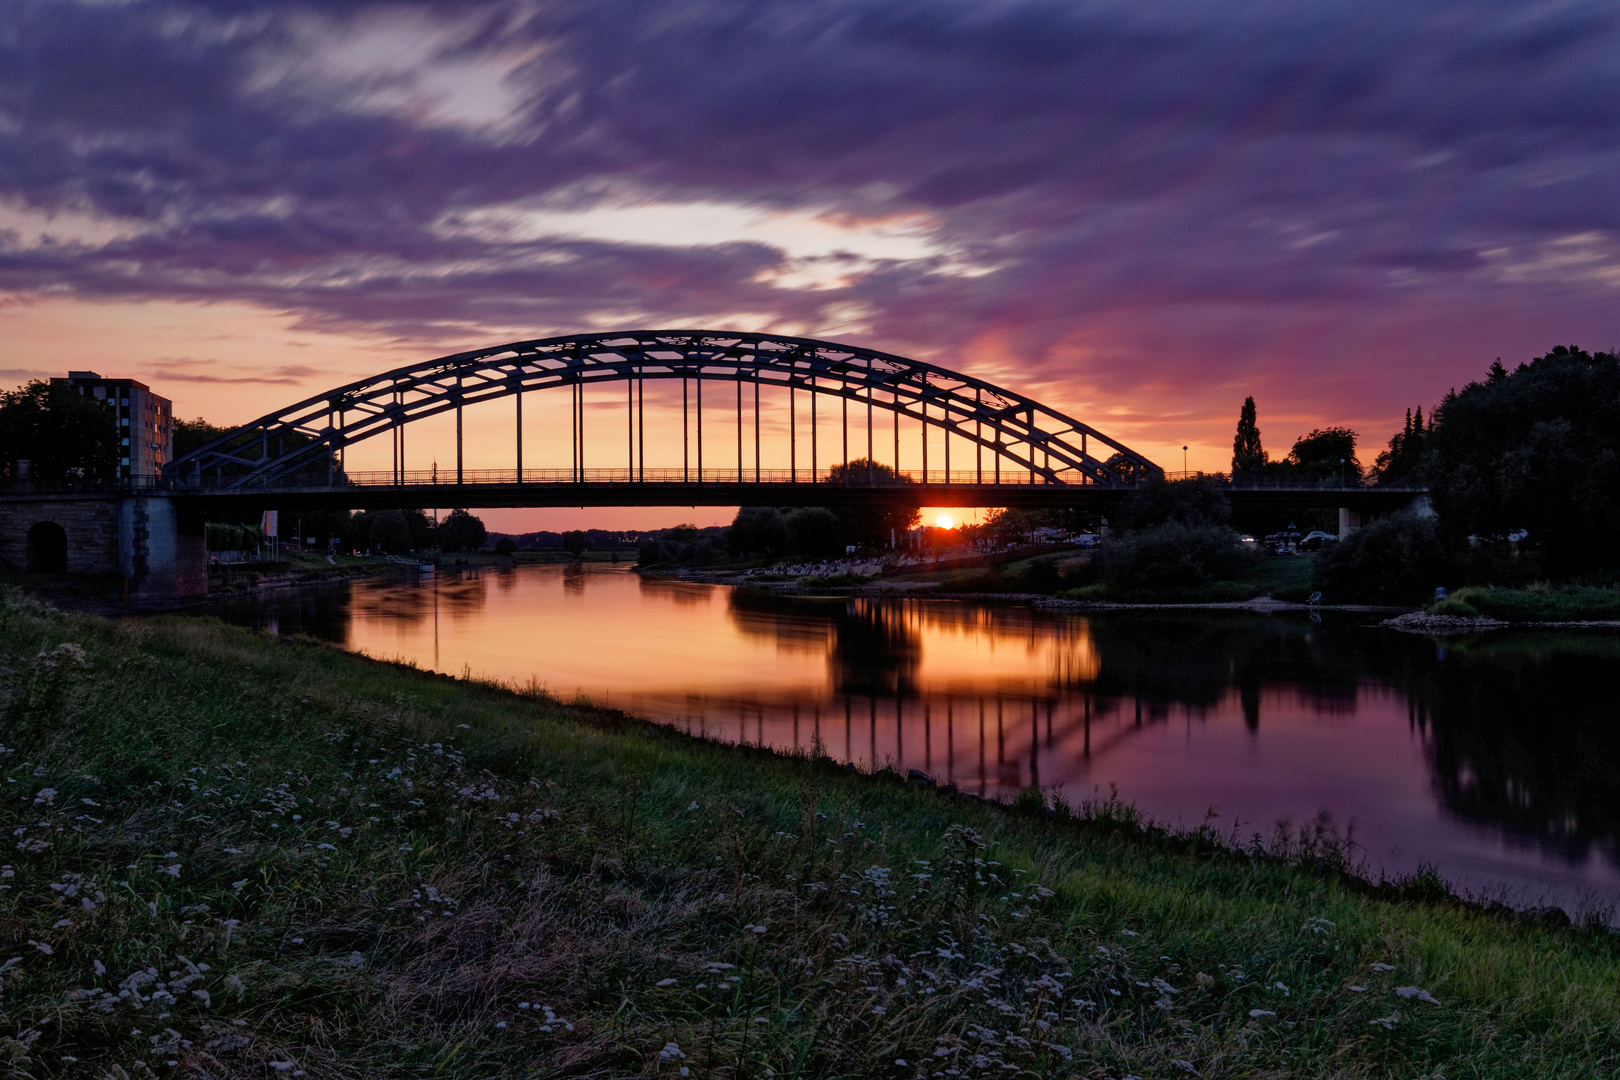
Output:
1056 555 1317 604
0 587 1616 1077
1429 585 1620 622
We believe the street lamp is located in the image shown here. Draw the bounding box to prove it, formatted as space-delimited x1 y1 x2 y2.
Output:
1183 445 1188 478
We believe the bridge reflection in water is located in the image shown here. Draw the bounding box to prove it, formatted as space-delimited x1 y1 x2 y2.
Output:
214 563 1620 913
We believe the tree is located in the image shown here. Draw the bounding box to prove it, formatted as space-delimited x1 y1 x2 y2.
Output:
1424 345 1620 574
368 510 413 554
784 507 844 557
823 459 921 546
562 530 589 557
437 509 487 553
172 417 231 459
1285 427 1361 483
1231 396 1267 474
727 507 788 557
494 537 517 556
0 380 119 483
1372 406 1431 484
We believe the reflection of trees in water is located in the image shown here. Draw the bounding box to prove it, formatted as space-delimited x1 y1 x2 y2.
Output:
348 574 488 626
724 591 920 696
833 599 922 697
1082 614 1363 720
724 589 837 656
210 582 352 643
1418 634 1620 865
637 575 713 606
563 564 586 594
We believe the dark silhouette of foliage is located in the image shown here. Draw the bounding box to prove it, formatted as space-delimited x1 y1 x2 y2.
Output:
437 509 487 553
783 507 843 557
562 530 590 557
1373 406 1431 484
823 458 920 545
0 380 119 483
728 507 789 557
1231 396 1267 474
172 417 231 459
1285 427 1361 482
1424 345 1620 574
1313 513 1448 603
493 537 518 556
1101 477 1253 595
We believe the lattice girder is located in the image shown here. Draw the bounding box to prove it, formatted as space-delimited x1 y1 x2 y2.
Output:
165 331 1162 488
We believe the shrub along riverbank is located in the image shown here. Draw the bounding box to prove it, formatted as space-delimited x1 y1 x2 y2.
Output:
1 588 1616 1078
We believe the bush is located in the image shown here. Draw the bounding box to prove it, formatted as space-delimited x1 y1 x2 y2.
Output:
1101 520 1256 596
493 537 517 557
1313 513 1448 604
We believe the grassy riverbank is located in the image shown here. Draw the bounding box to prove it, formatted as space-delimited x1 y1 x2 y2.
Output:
1430 584 1620 622
1 588 1616 1078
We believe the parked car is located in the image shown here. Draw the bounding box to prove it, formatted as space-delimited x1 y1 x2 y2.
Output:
1298 530 1338 552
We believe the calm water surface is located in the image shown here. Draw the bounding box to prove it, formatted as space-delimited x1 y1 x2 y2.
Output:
214 563 1620 916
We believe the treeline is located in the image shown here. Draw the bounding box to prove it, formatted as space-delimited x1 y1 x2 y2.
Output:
207 508 490 556
485 528 649 552
643 459 923 566
1311 345 1620 601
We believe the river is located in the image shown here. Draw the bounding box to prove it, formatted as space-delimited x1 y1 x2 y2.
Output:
212 562 1620 918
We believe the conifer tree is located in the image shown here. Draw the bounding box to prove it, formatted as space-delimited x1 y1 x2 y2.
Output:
1231 396 1266 474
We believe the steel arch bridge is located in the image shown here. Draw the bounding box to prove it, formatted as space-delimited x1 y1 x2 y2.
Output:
163 330 1163 507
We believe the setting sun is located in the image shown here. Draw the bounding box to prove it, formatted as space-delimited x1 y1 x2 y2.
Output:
935 514 954 529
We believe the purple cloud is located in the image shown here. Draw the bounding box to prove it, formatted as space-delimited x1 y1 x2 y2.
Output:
2 0 1617 456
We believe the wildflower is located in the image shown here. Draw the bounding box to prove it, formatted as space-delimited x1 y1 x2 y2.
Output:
1348 985 1367 992
1369 963 1395 972
1120 929 1139 937
28 940 52 955
656 978 678 987
687 801 700 811
659 1043 686 1060
746 924 768 935
33 788 57 805
494 1021 507 1029
163 864 181 877
1371 1014 1400 1030
1248 1009 1276 1018
752 1017 769 1024
895 1060 907 1067
1396 986 1441 1005
94 959 106 975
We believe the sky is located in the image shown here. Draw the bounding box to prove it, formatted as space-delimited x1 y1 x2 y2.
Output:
2 0 1617 531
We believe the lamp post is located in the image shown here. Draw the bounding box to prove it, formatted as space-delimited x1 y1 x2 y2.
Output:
1183 445 1188 478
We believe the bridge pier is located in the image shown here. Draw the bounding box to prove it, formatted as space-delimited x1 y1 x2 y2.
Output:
1338 507 1362 536
0 493 206 606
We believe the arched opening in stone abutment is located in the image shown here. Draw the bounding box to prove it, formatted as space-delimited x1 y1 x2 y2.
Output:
26 521 67 574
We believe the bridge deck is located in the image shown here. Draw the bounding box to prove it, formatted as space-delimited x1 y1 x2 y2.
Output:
4 471 1424 511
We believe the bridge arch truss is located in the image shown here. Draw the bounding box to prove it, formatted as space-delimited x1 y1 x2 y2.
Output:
166 330 1162 492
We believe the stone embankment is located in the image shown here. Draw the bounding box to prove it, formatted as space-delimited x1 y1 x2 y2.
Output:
1381 611 1509 634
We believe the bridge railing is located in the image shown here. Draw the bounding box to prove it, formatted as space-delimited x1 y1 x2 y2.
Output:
4 469 1430 496
167 466 1113 490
